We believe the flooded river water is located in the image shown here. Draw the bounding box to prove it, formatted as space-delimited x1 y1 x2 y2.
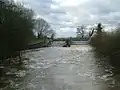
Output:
0 45 120 90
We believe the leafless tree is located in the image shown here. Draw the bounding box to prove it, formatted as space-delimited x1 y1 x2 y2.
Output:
76 25 85 38
35 18 50 38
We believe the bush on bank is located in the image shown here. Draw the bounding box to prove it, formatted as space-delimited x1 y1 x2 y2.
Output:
0 0 35 60
90 27 120 67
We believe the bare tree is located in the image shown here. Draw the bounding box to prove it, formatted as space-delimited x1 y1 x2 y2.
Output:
89 28 95 37
50 30 55 40
35 18 50 38
96 23 103 34
88 23 104 37
76 25 85 38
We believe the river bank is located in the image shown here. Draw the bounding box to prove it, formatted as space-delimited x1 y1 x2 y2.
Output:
27 39 53 49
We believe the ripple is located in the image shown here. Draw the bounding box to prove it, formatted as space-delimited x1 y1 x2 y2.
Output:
1 45 118 90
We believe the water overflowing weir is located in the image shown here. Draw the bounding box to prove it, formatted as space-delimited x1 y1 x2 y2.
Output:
51 41 88 47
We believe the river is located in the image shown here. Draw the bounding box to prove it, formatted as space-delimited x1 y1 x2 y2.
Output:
0 45 120 90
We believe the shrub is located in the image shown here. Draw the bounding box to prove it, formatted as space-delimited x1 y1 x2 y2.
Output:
90 28 120 66
0 0 35 59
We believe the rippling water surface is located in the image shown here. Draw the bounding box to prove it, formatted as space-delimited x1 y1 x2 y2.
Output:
0 45 120 90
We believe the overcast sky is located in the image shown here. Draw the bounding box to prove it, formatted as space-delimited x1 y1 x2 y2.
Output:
17 0 120 37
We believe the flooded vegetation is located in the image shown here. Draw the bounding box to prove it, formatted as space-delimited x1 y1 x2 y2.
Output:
0 45 120 90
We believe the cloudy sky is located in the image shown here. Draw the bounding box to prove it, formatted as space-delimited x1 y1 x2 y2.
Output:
17 0 120 37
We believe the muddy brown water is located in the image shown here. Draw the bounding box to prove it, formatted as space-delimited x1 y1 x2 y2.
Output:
0 45 120 90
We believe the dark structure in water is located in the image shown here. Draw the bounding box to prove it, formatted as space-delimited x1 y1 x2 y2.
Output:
63 38 71 47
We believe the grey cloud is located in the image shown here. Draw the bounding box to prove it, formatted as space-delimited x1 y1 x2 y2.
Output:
65 0 120 26
56 28 76 37
24 0 56 14
24 0 68 25
23 0 73 37
22 0 120 37
85 0 119 15
85 0 120 25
